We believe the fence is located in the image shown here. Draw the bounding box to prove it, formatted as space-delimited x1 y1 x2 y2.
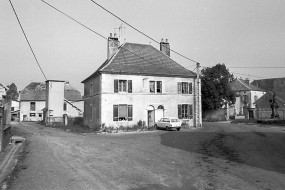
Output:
1 95 12 152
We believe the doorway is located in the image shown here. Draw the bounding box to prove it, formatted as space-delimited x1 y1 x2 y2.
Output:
148 110 155 127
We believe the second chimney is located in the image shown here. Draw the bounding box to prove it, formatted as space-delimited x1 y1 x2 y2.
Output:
107 33 120 59
160 38 170 57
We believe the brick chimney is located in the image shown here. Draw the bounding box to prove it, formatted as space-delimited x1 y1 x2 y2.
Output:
160 38 170 57
107 33 120 59
244 78 250 85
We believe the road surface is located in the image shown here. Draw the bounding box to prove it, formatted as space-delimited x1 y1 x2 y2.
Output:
3 122 285 190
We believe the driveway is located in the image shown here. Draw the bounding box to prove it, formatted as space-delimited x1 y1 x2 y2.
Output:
3 122 285 190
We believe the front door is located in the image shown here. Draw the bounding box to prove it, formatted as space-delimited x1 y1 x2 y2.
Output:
148 110 155 127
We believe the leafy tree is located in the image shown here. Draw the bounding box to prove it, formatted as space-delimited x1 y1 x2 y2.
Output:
201 64 235 112
6 83 19 101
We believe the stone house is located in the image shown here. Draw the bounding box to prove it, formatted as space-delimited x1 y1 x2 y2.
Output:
82 34 201 130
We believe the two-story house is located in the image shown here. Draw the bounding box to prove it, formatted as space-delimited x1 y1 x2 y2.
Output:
229 78 265 119
20 81 83 122
82 34 201 130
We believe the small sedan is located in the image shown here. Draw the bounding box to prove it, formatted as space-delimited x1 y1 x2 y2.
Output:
154 117 182 131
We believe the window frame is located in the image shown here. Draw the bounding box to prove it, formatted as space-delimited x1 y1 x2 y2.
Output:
114 79 132 93
178 82 193 94
149 80 162 93
113 104 133 121
178 104 193 119
30 102 35 111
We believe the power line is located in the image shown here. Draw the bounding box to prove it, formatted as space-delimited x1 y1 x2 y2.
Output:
90 0 199 64
229 67 285 69
40 0 194 75
9 0 47 80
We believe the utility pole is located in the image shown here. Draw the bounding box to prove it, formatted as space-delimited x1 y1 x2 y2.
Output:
195 63 202 128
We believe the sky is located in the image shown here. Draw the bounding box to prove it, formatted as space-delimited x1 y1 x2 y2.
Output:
1 0 285 94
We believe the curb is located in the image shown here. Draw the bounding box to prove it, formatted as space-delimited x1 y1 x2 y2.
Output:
0 142 23 185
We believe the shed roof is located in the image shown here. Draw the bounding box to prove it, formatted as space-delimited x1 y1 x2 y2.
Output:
82 42 196 83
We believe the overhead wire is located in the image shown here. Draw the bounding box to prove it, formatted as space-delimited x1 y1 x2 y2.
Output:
41 0 277 84
40 0 196 75
9 0 47 80
90 0 200 64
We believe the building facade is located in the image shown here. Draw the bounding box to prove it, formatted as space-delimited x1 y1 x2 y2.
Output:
229 78 265 119
82 34 201 130
20 82 83 122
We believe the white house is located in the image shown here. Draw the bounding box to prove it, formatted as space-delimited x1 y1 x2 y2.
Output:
20 82 83 122
229 78 265 119
82 34 201 131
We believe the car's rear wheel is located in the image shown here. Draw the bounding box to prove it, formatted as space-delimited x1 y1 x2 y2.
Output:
166 126 169 131
177 128 181 131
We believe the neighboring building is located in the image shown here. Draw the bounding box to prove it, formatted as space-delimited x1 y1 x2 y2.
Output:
251 77 285 93
11 100 20 121
229 78 265 119
0 83 7 100
20 82 46 121
254 91 285 119
20 82 83 122
82 34 201 130
251 77 285 119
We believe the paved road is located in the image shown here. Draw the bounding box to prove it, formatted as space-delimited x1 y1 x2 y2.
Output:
3 122 285 190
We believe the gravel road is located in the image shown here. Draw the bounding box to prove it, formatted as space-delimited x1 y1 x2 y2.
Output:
3 122 285 190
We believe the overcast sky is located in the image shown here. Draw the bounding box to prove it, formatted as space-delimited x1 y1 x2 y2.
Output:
1 0 285 93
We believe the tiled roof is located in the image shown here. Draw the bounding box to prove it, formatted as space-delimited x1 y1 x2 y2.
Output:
20 82 46 101
82 42 196 83
251 77 285 92
254 91 285 108
64 83 82 101
230 78 264 92
20 82 82 101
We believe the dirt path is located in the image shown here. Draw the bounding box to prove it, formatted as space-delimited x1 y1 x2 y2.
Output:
4 122 285 190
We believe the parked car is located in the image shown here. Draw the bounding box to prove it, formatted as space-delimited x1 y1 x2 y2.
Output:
154 117 182 131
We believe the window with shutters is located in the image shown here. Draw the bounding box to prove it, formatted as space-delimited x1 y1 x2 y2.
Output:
113 104 133 121
114 79 132 93
178 82 192 94
178 104 193 119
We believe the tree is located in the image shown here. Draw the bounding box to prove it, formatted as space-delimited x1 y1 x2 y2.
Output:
6 83 19 101
201 64 235 112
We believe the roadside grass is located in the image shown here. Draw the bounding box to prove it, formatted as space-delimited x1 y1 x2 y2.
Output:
230 119 258 125
2 140 30 189
47 123 96 133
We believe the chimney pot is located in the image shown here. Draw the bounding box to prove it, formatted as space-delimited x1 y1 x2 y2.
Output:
160 37 170 57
